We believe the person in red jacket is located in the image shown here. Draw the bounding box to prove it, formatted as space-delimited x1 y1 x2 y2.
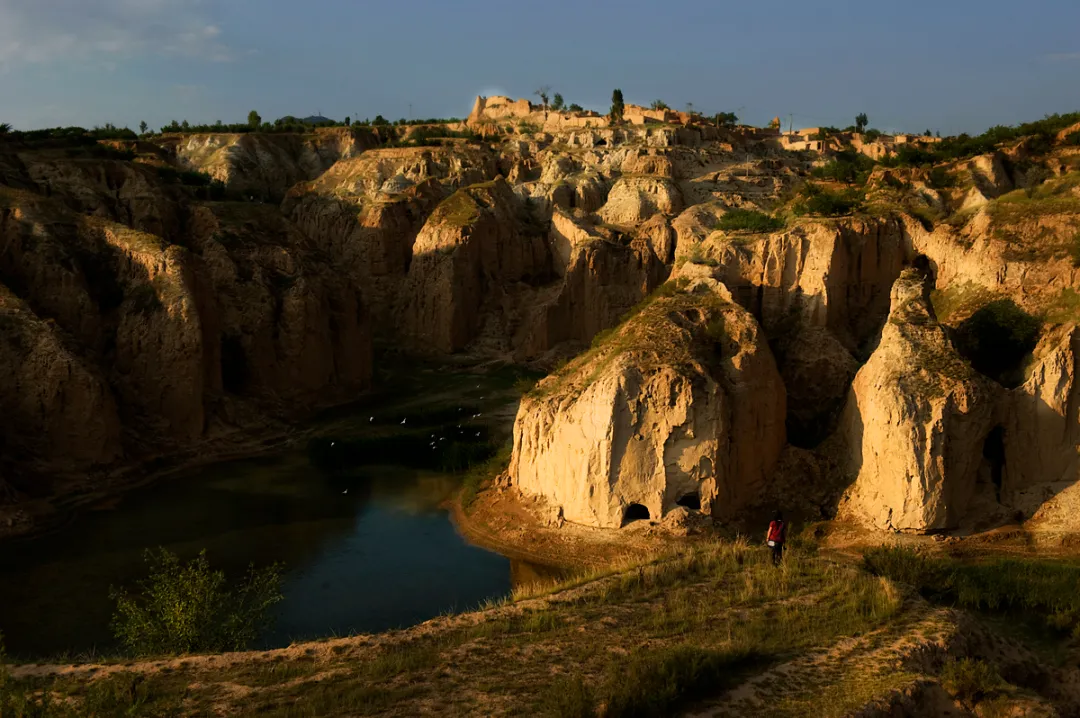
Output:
766 510 786 566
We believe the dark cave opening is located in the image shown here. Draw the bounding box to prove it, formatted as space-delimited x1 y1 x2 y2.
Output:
622 503 651 525
220 335 250 394
676 492 701 511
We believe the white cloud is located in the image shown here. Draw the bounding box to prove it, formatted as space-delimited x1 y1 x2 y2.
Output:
0 0 232 66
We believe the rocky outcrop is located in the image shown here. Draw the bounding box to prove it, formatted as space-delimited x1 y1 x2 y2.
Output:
1005 324 1080 521
184 203 371 405
0 181 372 489
399 178 551 353
510 278 786 528
839 270 999 532
776 326 860 447
517 211 669 360
599 176 683 225
684 217 911 353
0 283 122 470
166 128 379 202
282 147 496 328
22 159 186 242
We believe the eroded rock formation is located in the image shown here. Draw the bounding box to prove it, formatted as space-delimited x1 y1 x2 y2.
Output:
838 269 999 531
510 278 786 528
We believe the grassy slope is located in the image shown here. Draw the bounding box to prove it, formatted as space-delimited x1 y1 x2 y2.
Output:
3 542 911 717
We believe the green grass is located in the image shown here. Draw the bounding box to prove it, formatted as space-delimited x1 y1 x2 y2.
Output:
460 442 511 511
792 183 864 217
6 543 905 717
864 546 1080 637
941 658 1004 705
715 208 784 233
929 282 997 324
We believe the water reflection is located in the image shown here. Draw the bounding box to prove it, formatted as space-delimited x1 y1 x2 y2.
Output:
0 450 542 659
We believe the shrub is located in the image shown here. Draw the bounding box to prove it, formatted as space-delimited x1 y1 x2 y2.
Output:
792 184 863 217
927 166 955 189
111 548 283 655
716 208 784 232
811 149 876 184
953 299 1041 386
941 658 1004 705
1064 130 1080 146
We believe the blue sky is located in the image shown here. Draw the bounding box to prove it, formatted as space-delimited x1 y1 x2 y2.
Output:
1 0 1078 135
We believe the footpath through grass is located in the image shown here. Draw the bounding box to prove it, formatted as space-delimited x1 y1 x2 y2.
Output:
2 541 903 717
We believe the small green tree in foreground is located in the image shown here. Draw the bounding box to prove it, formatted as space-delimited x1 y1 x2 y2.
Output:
111 548 283 656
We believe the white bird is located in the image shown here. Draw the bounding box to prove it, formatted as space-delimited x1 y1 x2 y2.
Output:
331 442 336 447
476 432 481 437
369 417 374 422
342 489 348 494
400 418 407 425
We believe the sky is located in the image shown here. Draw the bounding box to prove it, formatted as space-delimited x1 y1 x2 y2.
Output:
1 0 1078 135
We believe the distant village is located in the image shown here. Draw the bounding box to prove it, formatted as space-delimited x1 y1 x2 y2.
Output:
466 95 942 161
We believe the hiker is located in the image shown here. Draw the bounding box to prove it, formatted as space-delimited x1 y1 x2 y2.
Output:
766 511 786 566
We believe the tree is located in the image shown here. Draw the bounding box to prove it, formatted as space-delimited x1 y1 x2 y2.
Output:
181 120 190 131
344 116 351 126
373 115 389 126
551 93 565 111
610 89 625 124
685 102 695 115
651 99 670 111
0 122 9 134
139 121 148 135
715 112 738 128
111 548 283 656
535 85 551 111
924 129 933 137
855 113 869 133
248 110 261 129
568 103 583 112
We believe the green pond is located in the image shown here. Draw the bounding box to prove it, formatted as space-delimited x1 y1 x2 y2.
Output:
0 365 556 659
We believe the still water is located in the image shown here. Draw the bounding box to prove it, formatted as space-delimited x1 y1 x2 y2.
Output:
0 448 547 659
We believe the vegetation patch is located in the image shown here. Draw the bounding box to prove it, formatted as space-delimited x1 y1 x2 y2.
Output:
864 546 1080 638
952 299 1041 387
792 183 864 217
941 658 1005 706
2 542 906 717
811 149 876 185
111 548 284 655
716 208 784 233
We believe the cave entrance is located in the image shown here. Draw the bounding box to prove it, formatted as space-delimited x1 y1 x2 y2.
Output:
982 426 1006 502
594 138 608 147
221 335 250 394
676 492 701 511
622 503 651 526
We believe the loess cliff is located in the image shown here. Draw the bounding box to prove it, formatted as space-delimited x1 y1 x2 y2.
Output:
1 111 1079 539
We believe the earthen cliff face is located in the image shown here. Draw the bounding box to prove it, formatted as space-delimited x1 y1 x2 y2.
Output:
510 278 786 528
2 118 1079 538
0 147 372 503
